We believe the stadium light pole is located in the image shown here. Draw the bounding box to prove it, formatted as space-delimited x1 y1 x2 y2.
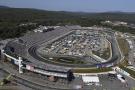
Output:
18 57 23 73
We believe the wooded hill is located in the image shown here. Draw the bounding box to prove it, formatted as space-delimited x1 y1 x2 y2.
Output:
0 6 135 39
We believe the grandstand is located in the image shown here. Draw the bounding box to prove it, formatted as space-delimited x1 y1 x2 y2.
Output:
2 26 76 81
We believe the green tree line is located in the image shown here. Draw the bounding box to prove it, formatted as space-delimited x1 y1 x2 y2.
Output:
0 7 135 39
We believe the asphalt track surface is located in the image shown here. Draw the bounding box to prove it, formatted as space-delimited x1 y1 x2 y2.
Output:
28 33 122 68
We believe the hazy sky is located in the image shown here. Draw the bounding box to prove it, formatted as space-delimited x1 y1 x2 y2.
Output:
0 0 135 12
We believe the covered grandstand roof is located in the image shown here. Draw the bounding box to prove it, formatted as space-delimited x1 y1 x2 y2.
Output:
20 26 72 47
5 39 27 57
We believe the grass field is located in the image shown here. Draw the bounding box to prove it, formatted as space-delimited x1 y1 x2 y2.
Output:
92 47 110 60
73 67 112 73
54 57 85 64
117 37 129 57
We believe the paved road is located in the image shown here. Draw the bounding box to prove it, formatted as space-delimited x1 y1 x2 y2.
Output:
0 61 79 90
98 74 134 90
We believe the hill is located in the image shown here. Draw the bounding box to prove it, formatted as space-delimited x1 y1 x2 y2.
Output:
0 6 135 39
0 6 10 8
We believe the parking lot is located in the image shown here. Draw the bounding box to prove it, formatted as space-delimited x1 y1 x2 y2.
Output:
124 34 135 67
82 74 135 90
43 30 109 58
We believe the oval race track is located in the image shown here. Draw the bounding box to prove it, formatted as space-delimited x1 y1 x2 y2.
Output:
28 33 122 69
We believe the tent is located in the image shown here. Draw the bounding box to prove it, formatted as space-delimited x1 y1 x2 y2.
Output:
82 75 99 84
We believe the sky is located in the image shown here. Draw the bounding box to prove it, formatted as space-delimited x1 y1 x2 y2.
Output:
0 0 135 12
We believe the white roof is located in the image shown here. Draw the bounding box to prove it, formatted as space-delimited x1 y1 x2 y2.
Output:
82 76 99 83
117 74 122 78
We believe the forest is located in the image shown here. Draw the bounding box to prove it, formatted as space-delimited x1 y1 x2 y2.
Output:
0 6 135 39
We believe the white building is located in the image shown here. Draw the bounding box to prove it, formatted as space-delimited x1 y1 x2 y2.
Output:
82 75 100 85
